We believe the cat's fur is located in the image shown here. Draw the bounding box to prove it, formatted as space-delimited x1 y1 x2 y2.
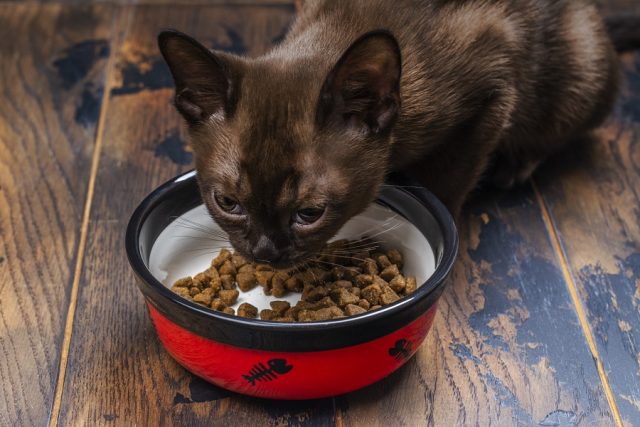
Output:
159 0 628 266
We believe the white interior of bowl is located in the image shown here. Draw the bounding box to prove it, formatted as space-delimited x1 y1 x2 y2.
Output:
148 203 436 311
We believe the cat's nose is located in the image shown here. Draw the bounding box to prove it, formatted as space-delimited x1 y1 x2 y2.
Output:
251 235 281 263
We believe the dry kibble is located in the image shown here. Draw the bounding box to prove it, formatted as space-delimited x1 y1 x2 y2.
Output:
379 285 400 305
218 289 239 306
362 258 379 275
405 276 417 294
238 264 255 274
361 283 382 305
232 254 248 269
260 309 277 320
173 277 192 288
212 249 232 268
354 274 373 288
376 255 392 269
344 304 367 316
387 249 403 268
380 264 400 282
389 275 406 293
255 270 275 287
220 274 235 290
210 298 226 311
357 299 371 310
330 288 360 307
237 303 258 318
193 291 213 306
236 272 258 292
285 276 303 292
270 300 291 316
171 239 415 322
219 260 237 276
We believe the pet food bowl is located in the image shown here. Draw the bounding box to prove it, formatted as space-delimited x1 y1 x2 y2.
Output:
126 170 457 399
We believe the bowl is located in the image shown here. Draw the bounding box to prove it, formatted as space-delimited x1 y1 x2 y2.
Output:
126 170 458 399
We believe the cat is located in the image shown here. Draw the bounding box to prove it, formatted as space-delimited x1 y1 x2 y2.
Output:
158 0 638 267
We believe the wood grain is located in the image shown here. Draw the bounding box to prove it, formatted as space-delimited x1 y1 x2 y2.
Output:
0 3 113 426
533 51 640 427
339 187 617 426
52 4 335 426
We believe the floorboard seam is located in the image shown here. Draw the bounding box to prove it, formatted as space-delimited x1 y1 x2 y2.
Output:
47 6 134 427
531 179 624 427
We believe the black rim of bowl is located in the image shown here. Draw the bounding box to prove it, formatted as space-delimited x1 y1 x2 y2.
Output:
126 170 458 352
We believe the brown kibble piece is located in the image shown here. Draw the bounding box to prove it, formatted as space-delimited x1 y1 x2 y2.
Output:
238 264 255 274
212 249 232 268
297 310 316 322
210 298 226 311
387 249 403 268
218 289 239 305
314 306 345 320
379 285 400 305
316 296 337 308
189 286 200 297
219 260 237 276
344 304 367 316
271 276 288 297
236 272 257 292
362 258 379 275
255 270 275 287
302 284 327 302
285 276 303 292
275 316 296 322
370 305 382 310
405 276 417 294
361 283 382 305
330 288 360 307
173 277 192 288
237 302 258 318
172 286 191 298
351 287 361 298
389 275 406 293
232 254 248 269
380 264 400 282
270 300 291 316
223 307 235 315
376 255 392 269
193 272 210 288
357 299 371 310
193 291 213 306
354 274 373 288
260 309 277 320
333 280 353 289
220 274 235 290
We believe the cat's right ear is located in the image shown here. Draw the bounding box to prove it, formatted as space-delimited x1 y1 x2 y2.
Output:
158 30 238 125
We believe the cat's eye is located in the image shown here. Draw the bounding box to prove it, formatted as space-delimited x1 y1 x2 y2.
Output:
293 206 325 225
214 193 243 215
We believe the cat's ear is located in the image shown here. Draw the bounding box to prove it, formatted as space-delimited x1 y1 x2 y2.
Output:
158 30 239 124
316 30 401 134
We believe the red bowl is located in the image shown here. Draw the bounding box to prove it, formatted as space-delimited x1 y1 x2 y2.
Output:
126 171 458 399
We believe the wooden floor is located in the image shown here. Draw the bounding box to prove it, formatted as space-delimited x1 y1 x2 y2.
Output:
1 0 639 426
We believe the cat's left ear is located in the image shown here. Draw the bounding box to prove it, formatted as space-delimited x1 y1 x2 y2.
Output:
316 30 401 135
158 30 240 125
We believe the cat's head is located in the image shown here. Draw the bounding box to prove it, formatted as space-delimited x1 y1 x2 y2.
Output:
159 29 401 267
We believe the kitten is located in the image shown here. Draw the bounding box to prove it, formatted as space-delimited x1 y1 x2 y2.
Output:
159 0 637 267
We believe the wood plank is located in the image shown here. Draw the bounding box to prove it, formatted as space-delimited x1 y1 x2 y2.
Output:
339 187 617 426
54 4 335 426
533 50 640 426
0 3 114 426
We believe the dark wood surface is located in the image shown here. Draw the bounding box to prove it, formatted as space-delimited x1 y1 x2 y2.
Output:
0 1 638 426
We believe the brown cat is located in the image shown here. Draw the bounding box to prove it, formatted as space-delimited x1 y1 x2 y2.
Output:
159 0 636 267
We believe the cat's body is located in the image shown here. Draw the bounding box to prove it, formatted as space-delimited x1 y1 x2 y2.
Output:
283 0 618 209
159 0 629 266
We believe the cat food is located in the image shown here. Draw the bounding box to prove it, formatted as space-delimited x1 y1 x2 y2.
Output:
170 238 417 322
